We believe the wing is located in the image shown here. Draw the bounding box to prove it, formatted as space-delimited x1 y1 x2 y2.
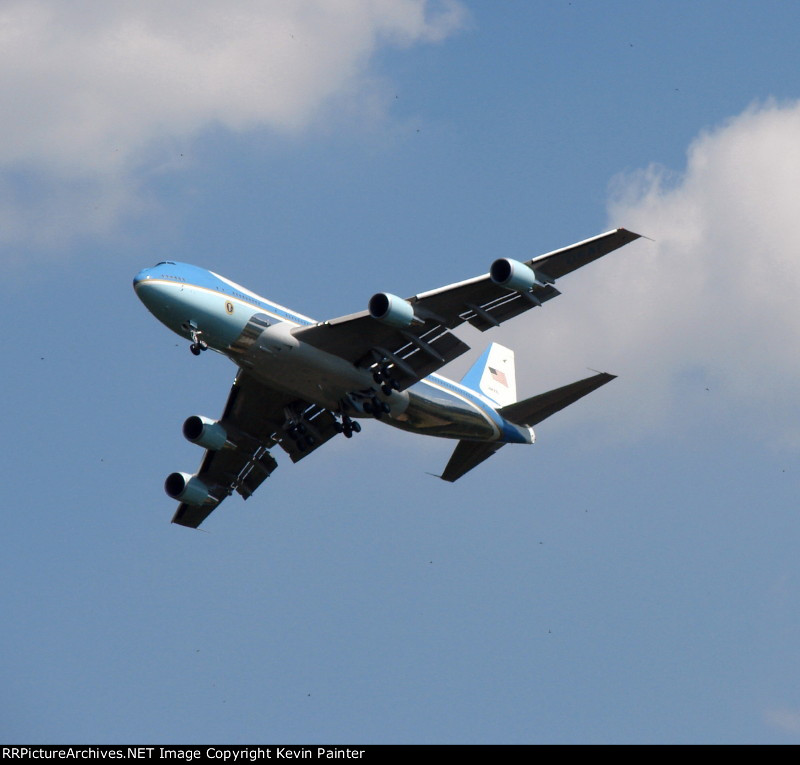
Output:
292 228 639 388
290 309 471 392
171 371 341 529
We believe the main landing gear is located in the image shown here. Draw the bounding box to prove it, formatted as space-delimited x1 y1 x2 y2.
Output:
285 421 315 452
335 377 396 440
335 415 361 439
362 397 390 419
372 364 400 396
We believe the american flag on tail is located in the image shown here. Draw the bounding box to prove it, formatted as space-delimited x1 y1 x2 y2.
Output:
488 366 508 387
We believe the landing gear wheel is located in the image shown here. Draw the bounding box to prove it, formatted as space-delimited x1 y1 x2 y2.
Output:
187 323 208 354
339 413 360 438
373 363 399 388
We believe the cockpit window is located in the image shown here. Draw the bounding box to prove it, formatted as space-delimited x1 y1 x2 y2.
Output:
155 261 176 266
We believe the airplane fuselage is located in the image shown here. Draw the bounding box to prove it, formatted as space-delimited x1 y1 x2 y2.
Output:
133 262 533 445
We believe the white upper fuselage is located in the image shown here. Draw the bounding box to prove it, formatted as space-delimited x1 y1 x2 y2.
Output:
133 261 532 444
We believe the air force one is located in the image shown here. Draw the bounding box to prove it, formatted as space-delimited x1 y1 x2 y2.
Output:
134 228 640 528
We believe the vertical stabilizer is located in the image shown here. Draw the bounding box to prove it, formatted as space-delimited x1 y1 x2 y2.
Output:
460 343 517 407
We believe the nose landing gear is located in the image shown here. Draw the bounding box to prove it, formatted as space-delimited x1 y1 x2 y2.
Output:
183 322 208 355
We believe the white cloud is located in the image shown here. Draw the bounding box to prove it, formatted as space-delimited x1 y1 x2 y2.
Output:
505 100 800 447
0 0 467 247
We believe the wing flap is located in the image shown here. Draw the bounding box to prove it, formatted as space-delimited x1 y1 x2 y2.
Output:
382 327 470 388
461 284 561 331
172 500 220 530
412 281 561 333
236 449 279 499
279 404 341 463
292 317 470 392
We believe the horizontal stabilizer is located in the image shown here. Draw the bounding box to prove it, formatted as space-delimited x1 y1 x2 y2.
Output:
499 372 616 427
441 440 505 483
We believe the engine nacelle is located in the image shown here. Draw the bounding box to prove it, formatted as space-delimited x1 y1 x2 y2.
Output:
368 292 417 328
164 472 212 505
490 258 545 292
183 415 228 451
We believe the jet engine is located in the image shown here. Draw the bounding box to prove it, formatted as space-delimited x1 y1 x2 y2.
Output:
368 292 417 328
183 415 228 451
164 472 212 505
490 258 545 292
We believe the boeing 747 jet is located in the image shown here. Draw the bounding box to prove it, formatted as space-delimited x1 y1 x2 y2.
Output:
134 228 639 528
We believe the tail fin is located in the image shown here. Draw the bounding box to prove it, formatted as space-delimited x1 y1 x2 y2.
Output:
460 342 517 408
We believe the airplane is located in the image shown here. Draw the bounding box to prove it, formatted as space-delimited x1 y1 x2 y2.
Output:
134 228 640 528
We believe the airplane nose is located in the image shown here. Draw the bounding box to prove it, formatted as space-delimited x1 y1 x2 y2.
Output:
133 268 150 289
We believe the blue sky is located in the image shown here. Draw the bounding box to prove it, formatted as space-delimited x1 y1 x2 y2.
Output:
3 0 800 744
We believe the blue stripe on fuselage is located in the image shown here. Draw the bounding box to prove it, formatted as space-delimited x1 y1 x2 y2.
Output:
134 262 316 327
417 374 529 444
